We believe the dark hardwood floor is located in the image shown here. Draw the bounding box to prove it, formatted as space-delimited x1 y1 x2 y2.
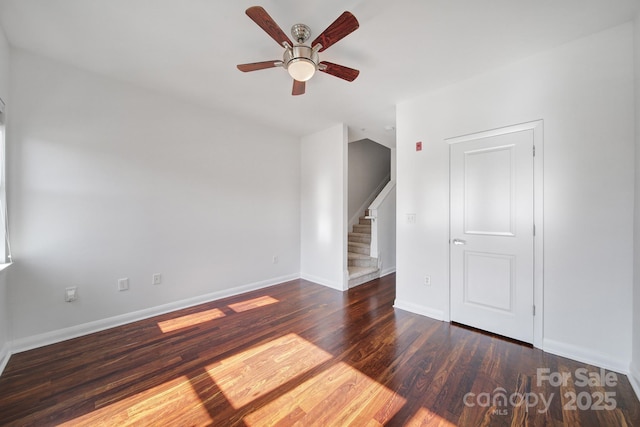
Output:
0 274 638 426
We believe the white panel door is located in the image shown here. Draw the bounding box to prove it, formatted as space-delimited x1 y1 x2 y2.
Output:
450 128 534 343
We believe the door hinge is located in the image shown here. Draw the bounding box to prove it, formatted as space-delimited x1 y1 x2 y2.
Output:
533 224 536 236
533 305 536 316
533 145 536 157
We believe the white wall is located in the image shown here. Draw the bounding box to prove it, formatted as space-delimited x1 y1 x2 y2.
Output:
7 49 301 345
348 139 390 223
632 13 640 395
300 124 348 290
0 24 10 368
397 23 634 371
0 26 7 102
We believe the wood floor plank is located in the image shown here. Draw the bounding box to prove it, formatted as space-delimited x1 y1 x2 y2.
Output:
0 275 638 426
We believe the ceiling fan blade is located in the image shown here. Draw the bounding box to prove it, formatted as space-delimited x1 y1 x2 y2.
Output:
237 61 282 72
319 62 360 82
311 12 359 52
245 6 293 48
292 80 306 96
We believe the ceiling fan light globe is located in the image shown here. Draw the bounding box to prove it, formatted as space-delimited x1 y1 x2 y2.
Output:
287 58 316 82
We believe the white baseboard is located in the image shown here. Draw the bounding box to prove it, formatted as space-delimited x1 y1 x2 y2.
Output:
543 338 629 374
380 267 396 277
300 273 345 291
10 273 300 355
0 342 10 375
394 299 445 321
629 362 640 402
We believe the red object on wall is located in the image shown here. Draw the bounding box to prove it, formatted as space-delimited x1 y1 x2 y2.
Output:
416 141 422 151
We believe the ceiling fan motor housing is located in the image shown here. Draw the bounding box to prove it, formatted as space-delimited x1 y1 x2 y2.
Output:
283 45 319 81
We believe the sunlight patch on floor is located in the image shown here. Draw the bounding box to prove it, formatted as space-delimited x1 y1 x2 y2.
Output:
204 332 407 425
206 333 332 409
244 360 407 426
157 308 226 333
228 295 279 313
60 375 213 426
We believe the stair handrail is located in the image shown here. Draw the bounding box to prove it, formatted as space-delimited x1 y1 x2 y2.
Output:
367 180 396 261
348 173 391 231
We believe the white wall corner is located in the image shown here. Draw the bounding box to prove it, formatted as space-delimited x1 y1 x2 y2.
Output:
342 123 349 291
0 342 10 376
394 299 445 322
629 362 640 402
543 338 630 375
300 123 348 291
301 273 346 292
633 8 640 409
380 267 396 277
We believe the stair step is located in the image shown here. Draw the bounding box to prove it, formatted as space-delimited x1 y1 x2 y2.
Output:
348 266 379 279
347 209 379 288
348 266 380 288
348 232 371 244
359 217 371 225
348 252 370 259
353 224 371 234
348 242 370 255
348 252 378 268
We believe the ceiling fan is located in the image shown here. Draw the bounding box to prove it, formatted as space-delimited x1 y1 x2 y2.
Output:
237 6 360 96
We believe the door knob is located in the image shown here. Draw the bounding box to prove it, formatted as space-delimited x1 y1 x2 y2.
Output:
452 239 467 245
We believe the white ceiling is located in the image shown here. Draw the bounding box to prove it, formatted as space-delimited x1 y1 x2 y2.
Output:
0 0 638 147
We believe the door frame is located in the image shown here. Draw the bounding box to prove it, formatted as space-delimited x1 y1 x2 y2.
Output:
445 120 544 349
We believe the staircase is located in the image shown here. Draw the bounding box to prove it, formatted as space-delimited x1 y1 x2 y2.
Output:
347 211 380 288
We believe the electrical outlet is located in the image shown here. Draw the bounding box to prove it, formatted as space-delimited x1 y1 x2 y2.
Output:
273 255 279 264
118 278 129 291
424 276 431 286
65 286 78 302
152 273 162 285
407 213 416 224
